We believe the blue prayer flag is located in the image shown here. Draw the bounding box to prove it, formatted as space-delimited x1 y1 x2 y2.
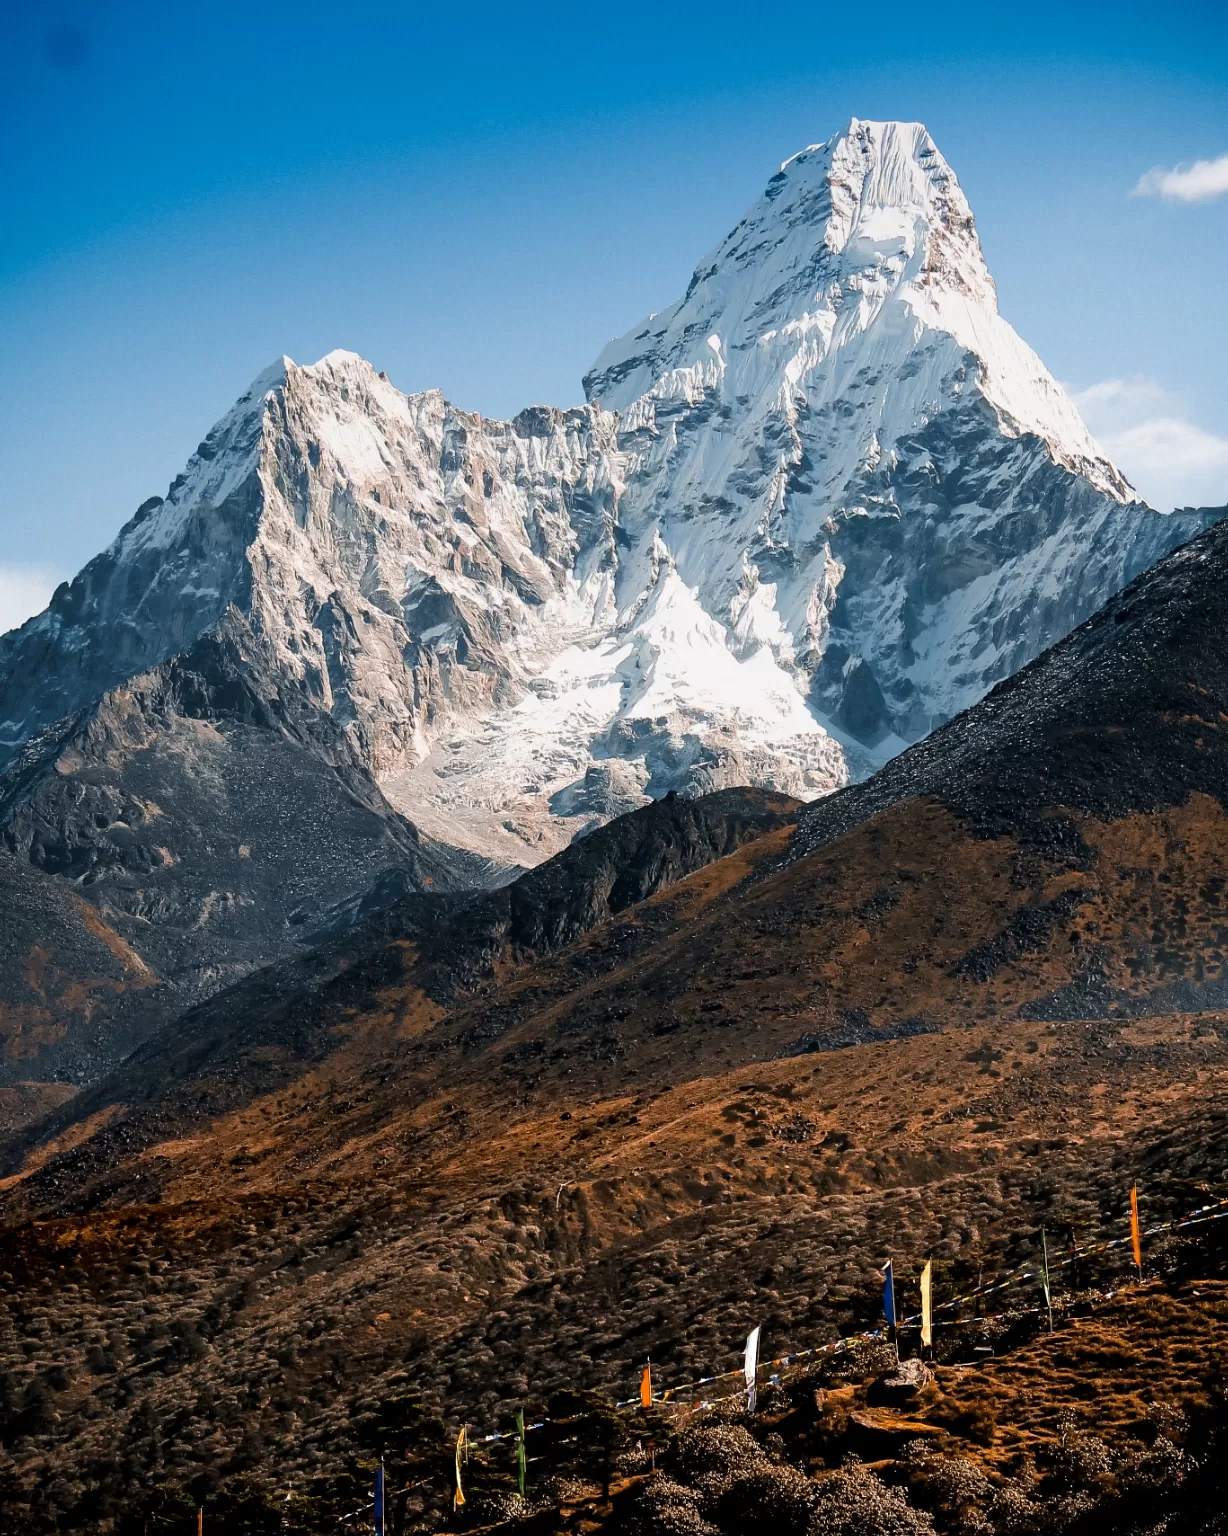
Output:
374 1463 385 1536
882 1261 896 1327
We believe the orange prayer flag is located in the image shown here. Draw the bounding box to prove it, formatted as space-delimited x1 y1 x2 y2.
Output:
640 1363 652 1407
1130 1185 1143 1273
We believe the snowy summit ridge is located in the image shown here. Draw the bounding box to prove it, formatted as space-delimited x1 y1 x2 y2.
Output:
0 119 1216 870
588 120 1128 497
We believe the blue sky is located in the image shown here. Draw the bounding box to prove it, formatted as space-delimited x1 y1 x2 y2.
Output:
2 0 1227 630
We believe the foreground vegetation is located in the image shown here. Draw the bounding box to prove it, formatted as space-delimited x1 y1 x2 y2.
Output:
5 1225 1226 1534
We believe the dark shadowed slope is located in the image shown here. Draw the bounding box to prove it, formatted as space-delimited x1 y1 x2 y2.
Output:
0 786 800 1194
0 615 497 1091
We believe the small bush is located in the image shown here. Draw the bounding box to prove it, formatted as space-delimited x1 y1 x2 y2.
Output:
1047 1430 1112 1494
617 1441 657 1476
626 1474 717 1536
808 1459 935 1536
901 1445 992 1521
711 1463 814 1536
670 1424 767 1484
1143 1400 1189 1446
1117 1434 1187 1496
986 1482 1044 1536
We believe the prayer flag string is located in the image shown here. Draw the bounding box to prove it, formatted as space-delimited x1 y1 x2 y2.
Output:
438 1196 1228 1454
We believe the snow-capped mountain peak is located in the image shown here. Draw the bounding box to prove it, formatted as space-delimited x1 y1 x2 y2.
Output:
2 120 1216 876
586 118 1129 503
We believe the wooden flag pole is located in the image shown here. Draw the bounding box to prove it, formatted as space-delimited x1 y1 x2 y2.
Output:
882 1261 899 1362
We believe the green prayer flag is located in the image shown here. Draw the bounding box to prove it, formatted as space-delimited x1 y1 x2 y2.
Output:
515 1409 526 1498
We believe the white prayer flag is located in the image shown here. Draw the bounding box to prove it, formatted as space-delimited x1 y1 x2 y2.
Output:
920 1259 933 1349
744 1325 761 1413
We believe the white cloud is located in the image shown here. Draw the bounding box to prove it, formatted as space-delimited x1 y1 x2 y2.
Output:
1070 376 1228 512
0 564 62 636
1070 376 1170 417
1133 153 1228 203
1102 419 1228 512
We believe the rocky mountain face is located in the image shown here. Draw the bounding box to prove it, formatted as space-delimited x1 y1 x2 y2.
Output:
1 118 1219 1088
0 617 495 1087
24 504 1228 1198
0 361 627 852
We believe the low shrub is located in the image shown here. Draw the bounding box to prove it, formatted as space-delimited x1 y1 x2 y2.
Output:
808 1459 935 1536
625 1474 716 1536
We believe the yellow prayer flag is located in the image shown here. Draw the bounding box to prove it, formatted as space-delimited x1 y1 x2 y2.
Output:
920 1259 933 1349
454 1426 467 1508
640 1363 653 1408
1130 1185 1143 1274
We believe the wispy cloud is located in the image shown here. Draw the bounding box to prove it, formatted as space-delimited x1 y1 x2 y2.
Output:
1133 153 1228 204
0 564 62 636
1071 376 1228 512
